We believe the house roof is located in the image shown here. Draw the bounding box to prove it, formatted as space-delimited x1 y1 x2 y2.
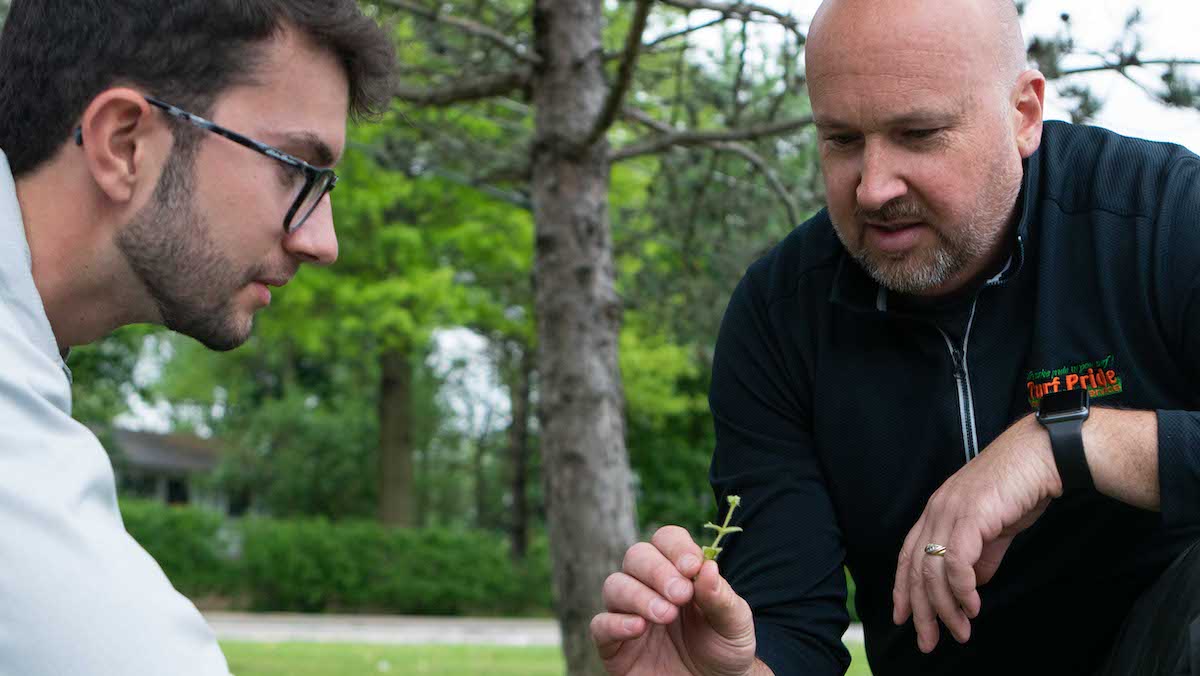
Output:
108 428 223 474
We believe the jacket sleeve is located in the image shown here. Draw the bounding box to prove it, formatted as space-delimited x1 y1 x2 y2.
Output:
708 266 851 675
1155 153 1200 528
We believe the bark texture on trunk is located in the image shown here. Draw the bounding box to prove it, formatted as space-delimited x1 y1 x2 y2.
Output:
532 2 639 674
378 348 415 527
507 345 533 561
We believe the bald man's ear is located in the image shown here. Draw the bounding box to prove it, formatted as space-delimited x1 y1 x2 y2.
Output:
76 88 164 205
1012 70 1046 159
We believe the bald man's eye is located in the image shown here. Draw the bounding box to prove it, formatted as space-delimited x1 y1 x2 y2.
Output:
904 128 944 142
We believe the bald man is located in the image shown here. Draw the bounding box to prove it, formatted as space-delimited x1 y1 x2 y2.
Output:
592 0 1200 674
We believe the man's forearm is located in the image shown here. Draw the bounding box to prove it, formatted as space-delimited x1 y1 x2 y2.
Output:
1081 408 1159 510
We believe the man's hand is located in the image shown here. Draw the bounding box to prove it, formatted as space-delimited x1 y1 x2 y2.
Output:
891 413 1060 653
591 525 761 676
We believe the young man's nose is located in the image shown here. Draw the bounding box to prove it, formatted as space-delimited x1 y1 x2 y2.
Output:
283 196 338 265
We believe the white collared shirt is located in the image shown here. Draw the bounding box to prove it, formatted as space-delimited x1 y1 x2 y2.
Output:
0 151 231 675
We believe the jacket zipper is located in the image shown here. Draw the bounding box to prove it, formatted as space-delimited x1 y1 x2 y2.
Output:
938 299 981 464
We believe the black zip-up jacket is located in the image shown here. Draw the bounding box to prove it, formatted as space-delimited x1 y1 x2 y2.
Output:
708 121 1200 675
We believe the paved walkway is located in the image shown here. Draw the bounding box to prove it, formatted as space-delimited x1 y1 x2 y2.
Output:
204 611 864 646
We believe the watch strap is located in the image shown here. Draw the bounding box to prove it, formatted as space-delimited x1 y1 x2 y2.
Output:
1046 418 1095 495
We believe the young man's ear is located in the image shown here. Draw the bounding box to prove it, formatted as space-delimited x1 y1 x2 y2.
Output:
76 89 162 204
1012 70 1046 159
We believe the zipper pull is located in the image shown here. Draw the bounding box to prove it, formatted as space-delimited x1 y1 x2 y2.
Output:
950 347 965 378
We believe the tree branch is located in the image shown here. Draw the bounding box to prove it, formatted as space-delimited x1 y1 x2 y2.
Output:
394 69 531 107
380 0 540 66
1058 58 1200 78
622 106 673 133
621 107 803 221
657 0 805 42
710 141 799 225
642 15 726 51
586 0 655 148
610 113 815 162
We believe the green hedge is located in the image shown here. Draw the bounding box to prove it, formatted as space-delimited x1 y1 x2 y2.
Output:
119 499 552 616
239 518 552 615
119 498 232 597
121 499 855 622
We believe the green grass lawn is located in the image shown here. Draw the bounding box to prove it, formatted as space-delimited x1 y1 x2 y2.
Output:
220 641 872 675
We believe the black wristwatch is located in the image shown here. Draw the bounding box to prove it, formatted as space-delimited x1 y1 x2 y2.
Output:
1036 388 1094 495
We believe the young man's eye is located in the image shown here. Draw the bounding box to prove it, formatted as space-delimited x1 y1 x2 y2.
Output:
277 163 305 188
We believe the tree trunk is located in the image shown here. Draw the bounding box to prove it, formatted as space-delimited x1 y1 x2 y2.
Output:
508 343 533 561
473 408 494 529
531 3 639 674
378 347 415 527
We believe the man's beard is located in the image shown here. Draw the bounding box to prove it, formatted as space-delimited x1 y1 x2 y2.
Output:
835 174 1019 295
116 145 261 351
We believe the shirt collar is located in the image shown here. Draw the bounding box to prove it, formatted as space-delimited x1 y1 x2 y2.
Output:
0 150 69 372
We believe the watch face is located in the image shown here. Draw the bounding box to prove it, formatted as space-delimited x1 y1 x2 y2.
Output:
1038 388 1089 422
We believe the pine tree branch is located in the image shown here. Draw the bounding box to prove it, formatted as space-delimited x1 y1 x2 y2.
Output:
710 141 799 226
380 0 540 66
657 0 805 43
642 15 726 51
620 107 800 222
1058 58 1200 78
586 0 656 148
394 69 531 107
609 113 815 162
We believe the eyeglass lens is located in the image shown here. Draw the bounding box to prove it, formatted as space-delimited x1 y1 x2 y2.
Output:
288 172 334 233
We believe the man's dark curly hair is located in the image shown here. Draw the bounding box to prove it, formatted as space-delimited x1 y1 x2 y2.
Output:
0 0 396 178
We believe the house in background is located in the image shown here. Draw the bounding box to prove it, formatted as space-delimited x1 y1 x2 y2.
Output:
105 428 246 515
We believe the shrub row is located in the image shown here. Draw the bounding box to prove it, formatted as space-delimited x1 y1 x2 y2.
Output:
119 499 552 615
120 499 857 622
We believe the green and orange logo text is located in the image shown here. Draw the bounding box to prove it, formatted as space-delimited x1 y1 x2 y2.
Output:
1026 354 1123 407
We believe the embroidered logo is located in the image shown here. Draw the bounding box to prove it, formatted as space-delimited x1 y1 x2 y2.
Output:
1025 354 1124 407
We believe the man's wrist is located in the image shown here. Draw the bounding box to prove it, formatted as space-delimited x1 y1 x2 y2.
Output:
1022 413 1066 498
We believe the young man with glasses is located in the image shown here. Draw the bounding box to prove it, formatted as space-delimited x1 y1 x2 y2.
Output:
0 2 394 673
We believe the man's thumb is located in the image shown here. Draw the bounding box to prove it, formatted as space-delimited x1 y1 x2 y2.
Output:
693 559 754 642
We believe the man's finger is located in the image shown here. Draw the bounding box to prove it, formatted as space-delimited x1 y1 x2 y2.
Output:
976 533 1016 586
908 548 941 653
622 540 696 608
946 526 983 619
691 560 755 643
650 525 705 579
893 514 927 625
922 549 972 645
590 612 647 660
602 572 680 625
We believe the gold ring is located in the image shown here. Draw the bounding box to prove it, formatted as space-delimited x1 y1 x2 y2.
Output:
924 543 948 557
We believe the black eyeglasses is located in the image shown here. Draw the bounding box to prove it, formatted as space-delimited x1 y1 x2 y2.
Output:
75 96 338 234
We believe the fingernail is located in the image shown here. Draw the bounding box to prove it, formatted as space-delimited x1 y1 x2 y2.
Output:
650 598 671 620
678 554 699 572
667 578 689 602
623 617 640 632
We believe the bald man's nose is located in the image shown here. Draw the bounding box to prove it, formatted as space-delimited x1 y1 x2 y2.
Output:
856 140 908 212
284 196 339 266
